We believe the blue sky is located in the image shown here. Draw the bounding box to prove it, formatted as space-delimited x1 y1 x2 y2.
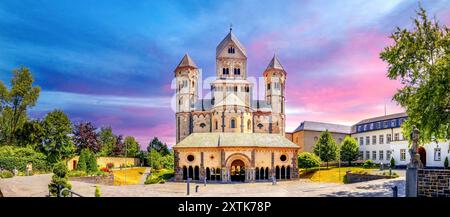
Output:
1 0 449 147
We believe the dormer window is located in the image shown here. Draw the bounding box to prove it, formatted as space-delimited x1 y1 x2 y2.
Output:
228 47 235 54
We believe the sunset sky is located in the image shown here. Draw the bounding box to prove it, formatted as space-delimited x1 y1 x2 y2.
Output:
1 0 450 148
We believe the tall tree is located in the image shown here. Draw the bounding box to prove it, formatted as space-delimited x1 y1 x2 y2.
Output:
112 135 125 156
124 136 140 157
147 137 170 156
380 6 450 143
99 126 116 156
41 110 74 163
72 122 101 154
15 119 45 149
0 67 41 145
339 136 359 166
313 130 338 168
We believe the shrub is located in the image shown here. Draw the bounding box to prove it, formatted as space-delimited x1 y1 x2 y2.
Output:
87 152 97 173
0 146 50 172
363 160 374 168
0 170 14 178
68 170 87 177
298 152 321 171
77 149 88 172
145 169 174 185
390 157 396 169
48 162 71 197
95 186 101 197
444 157 449 169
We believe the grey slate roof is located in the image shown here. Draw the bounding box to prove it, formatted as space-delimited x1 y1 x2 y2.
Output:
176 54 197 69
355 112 407 125
216 31 247 57
251 100 271 110
194 99 213 111
266 55 285 71
293 121 351 134
174 133 299 148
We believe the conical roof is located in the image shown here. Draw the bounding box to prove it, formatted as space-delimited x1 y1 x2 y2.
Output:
266 55 285 71
176 54 198 69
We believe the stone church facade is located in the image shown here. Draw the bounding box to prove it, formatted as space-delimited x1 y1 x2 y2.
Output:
173 29 299 182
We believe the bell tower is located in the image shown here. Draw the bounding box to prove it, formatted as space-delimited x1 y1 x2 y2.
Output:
215 27 247 80
264 55 287 135
174 54 199 143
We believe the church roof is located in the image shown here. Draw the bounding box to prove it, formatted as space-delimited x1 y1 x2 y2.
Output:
266 55 285 71
293 121 351 134
174 133 299 148
176 54 197 69
216 31 247 57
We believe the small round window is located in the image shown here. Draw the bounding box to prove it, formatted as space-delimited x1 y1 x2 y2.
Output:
187 155 195 162
280 155 287 162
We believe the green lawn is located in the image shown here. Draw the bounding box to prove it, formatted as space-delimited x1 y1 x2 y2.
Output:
145 168 174 184
113 167 146 185
299 166 377 184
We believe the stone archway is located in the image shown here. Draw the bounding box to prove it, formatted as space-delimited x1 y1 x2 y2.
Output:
225 153 252 182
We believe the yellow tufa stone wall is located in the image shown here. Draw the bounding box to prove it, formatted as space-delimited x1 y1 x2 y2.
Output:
67 156 140 171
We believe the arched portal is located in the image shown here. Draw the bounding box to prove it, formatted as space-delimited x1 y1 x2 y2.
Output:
276 166 280 179
206 167 210 180
188 166 193 179
183 166 187 180
281 166 286 179
418 146 426 167
230 159 245 182
194 166 200 180
255 167 260 180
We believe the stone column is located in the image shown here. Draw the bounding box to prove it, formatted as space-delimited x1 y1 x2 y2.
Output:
221 150 227 182
200 152 205 181
174 150 182 181
406 126 422 197
292 150 299 179
271 152 275 178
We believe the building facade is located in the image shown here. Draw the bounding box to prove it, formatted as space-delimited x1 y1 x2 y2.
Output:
289 121 351 152
172 29 299 182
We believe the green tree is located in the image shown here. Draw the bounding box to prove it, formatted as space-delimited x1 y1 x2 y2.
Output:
124 136 140 157
313 130 338 168
0 67 41 145
380 6 450 144
390 157 396 169
339 136 359 166
41 110 74 164
48 161 72 197
76 149 89 172
444 156 449 169
298 152 321 172
161 151 174 169
99 126 116 156
147 137 170 156
148 149 163 170
87 150 97 173
15 119 44 149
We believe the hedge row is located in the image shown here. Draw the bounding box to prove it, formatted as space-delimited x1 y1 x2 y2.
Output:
0 156 50 172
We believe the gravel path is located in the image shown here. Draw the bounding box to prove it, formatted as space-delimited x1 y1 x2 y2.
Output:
0 174 405 197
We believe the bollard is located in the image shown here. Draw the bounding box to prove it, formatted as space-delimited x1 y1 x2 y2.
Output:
272 176 276 185
186 178 190 196
204 177 207 186
392 186 398 197
389 168 392 177
196 185 199 193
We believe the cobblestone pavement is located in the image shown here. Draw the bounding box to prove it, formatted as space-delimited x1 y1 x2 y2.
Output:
0 174 405 197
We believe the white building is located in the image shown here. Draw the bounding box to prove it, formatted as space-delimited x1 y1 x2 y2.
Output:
351 112 449 168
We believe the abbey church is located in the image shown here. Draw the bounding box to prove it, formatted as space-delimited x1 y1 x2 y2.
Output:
173 29 299 182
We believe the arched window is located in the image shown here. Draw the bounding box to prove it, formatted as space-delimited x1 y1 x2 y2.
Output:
255 167 260 180
215 120 218 130
183 166 187 180
287 166 291 179
281 166 286 179
265 167 269 179
206 168 210 181
194 166 200 180
230 119 236 128
276 166 280 179
257 123 263 129
188 166 193 179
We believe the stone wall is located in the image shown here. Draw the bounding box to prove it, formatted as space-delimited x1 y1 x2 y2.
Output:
67 156 140 171
418 169 450 197
345 171 391 184
69 174 114 185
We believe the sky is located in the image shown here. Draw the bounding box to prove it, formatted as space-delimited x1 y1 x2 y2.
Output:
1 0 450 148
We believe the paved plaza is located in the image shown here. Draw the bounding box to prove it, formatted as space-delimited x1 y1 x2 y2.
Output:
0 173 405 197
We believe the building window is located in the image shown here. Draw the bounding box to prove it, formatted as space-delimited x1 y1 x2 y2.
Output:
223 68 230 75
200 123 206 128
391 120 396 127
365 136 370 145
267 83 271 90
257 123 263 129
394 133 399 141
359 137 364 145
400 149 406 161
434 148 441 161
187 155 195 162
375 122 380 129
215 120 218 130
386 150 391 161
230 119 236 128
379 150 384 161
358 126 362 132
280 155 287 162
233 68 241 75
370 123 374 130
379 135 384 144
372 151 377 161
383 121 388 128
359 151 363 160
366 151 370 160
372 135 376 145
387 134 392 144
228 47 235 54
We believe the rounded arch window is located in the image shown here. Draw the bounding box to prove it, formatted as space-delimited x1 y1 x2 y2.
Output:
230 119 236 128
280 154 287 162
187 155 195 162
257 123 264 129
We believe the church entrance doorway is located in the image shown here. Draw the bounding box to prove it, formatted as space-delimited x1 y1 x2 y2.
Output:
230 159 245 182
418 146 426 167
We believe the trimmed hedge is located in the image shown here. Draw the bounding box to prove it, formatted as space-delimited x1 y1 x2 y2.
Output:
0 146 50 172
